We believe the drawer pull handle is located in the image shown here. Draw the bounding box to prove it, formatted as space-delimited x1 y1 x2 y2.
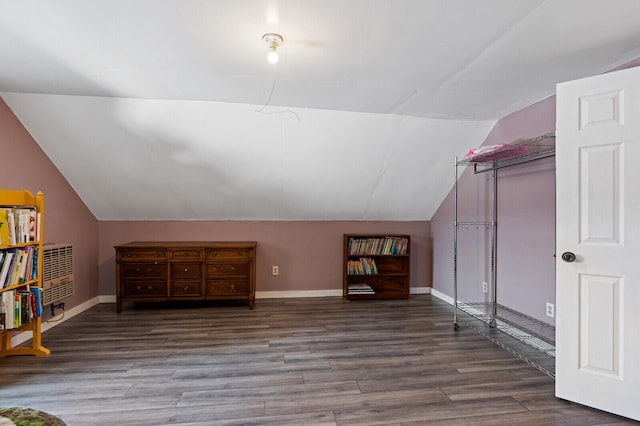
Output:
183 252 189 257
212 251 217 257
155 252 163 258
135 267 153 273
184 286 190 291
136 285 154 291
184 268 188 272
230 284 236 292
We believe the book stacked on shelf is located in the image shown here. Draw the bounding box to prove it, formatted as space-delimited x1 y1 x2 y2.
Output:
347 283 375 295
347 257 378 275
0 207 40 246
347 236 409 255
0 286 42 330
0 246 38 288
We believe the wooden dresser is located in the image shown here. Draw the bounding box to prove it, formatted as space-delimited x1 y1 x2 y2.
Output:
115 241 256 313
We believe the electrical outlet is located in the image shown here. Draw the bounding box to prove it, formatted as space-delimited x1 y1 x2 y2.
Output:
546 302 555 318
50 302 65 316
482 281 488 293
272 265 279 276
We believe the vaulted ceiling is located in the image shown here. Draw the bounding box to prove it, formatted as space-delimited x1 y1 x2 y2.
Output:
2 1 639 220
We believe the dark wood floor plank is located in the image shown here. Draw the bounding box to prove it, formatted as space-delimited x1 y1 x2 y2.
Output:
404 407 635 426
263 387 449 417
334 397 529 425
179 380 362 408
0 295 634 425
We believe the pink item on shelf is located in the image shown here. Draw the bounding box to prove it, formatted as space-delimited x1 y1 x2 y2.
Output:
463 143 526 162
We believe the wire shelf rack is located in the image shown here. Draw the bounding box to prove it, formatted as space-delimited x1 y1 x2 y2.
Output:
456 302 556 377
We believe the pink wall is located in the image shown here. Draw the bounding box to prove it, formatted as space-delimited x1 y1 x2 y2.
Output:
0 98 99 315
98 220 431 296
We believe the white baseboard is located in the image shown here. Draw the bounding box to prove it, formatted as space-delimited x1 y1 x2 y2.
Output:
430 287 454 305
99 295 117 303
69 287 433 307
257 286 431 299
256 289 343 298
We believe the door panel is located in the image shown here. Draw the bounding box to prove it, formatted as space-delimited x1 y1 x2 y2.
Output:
580 144 622 243
578 273 621 376
556 66 640 421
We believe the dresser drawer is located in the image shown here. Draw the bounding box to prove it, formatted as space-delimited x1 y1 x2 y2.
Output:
120 262 167 279
206 249 250 260
170 248 203 260
122 281 167 297
207 280 249 295
171 282 202 297
118 248 167 261
206 262 248 277
171 262 202 279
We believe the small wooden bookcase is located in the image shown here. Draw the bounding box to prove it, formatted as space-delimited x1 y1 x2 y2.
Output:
343 234 410 300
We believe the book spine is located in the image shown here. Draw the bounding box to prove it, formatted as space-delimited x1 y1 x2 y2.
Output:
30 287 43 317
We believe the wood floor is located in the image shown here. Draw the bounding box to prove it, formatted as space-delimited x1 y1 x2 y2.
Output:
0 295 635 425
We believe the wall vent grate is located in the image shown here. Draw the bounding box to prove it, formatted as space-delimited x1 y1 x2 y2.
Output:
42 243 74 305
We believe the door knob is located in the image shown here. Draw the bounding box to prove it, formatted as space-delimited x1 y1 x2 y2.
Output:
561 252 576 263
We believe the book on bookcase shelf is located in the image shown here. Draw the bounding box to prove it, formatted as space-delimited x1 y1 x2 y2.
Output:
347 283 375 295
0 247 38 289
0 207 39 246
0 189 49 356
0 288 40 330
346 258 378 275
347 236 409 256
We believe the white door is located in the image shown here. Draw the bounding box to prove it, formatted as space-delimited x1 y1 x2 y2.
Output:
556 66 640 421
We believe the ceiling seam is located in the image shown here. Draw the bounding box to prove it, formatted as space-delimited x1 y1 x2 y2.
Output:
391 0 551 118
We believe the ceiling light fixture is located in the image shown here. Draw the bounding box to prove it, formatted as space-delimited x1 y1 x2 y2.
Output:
262 33 283 64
